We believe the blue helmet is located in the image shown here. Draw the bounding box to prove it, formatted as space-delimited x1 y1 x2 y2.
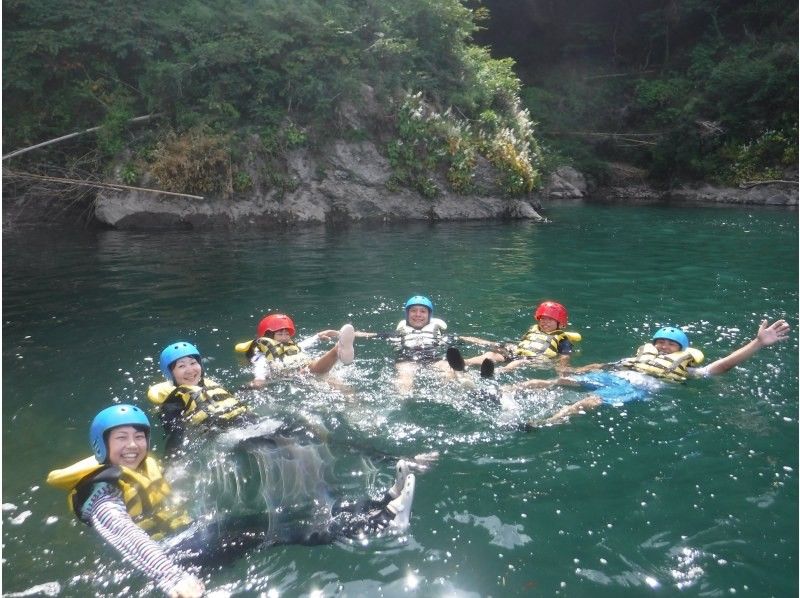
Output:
652 327 689 350
89 404 150 463
159 341 201 380
404 295 433 315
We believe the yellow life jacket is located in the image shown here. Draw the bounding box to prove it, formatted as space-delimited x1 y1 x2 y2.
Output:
148 378 248 426
46 455 192 539
619 343 705 382
515 325 582 359
395 318 448 350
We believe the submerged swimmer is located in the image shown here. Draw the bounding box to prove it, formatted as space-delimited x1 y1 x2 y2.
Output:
235 313 355 389
512 319 790 426
47 405 416 597
451 301 581 376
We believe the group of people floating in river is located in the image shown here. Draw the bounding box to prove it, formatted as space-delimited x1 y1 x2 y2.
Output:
47 295 790 596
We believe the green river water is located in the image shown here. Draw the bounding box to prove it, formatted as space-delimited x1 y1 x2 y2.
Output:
2 204 798 597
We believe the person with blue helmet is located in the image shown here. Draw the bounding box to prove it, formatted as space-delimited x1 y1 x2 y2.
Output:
513 318 791 426
47 404 205 597
148 341 251 456
47 403 419 596
358 295 453 393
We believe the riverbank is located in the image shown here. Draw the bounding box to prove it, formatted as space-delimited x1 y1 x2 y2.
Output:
3 155 796 230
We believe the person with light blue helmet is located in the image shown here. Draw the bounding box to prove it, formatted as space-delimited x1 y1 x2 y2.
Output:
512 318 791 426
148 341 251 456
47 402 419 596
359 295 454 393
48 404 205 597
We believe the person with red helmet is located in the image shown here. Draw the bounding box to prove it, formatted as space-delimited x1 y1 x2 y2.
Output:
450 300 581 377
514 318 791 427
235 313 355 388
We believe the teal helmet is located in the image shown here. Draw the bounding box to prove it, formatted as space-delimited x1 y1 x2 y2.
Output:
159 341 201 380
405 295 433 315
652 327 689 350
89 404 150 464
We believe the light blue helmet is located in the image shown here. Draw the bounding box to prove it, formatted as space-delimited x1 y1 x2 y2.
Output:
159 341 201 380
89 404 150 464
405 295 433 315
652 327 689 350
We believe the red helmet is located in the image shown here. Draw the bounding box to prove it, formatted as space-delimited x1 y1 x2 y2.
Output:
534 301 568 328
257 313 296 337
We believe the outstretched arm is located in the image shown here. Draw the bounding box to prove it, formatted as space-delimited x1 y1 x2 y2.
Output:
87 489 204 596
563 362 606 374
459 335 498 346
703 319 790 377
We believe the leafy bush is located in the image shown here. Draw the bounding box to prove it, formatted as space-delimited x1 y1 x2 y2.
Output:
727 127 798 184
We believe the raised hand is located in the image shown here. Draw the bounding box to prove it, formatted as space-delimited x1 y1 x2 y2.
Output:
756 319 790 347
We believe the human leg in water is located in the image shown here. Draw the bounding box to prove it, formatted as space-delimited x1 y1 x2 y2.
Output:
333 461 416 533
172 457 418 567
308 324 356 375
337 324 355 365
523 395 604 430
394 361 418 395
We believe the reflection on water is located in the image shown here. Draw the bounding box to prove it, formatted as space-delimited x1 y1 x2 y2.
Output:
3 205 798 596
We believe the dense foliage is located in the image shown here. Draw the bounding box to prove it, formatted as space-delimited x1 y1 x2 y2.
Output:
4 0 795 194
478 0 798 184
3 0 540 197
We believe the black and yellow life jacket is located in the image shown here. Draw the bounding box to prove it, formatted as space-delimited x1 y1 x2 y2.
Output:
619 343 705 382
515 325 582 359
148 378 248 427
235 336 303 360
46 455 192 539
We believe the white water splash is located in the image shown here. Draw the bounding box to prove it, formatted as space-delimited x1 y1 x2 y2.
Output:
4 581 61 596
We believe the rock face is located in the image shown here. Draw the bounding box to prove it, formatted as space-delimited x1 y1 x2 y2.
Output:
93 139 544 229
5 150 794 230
587 162 798 207
541 166 588 199
666 183 798 207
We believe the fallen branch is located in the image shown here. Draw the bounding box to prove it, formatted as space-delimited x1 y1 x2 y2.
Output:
3 170 204 199
583 70 656 80
547 130 662 140
2 113 163 161
739 179 798 189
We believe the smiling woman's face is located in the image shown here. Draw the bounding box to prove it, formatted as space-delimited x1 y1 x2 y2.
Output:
106 425 147 468
171 356 202 385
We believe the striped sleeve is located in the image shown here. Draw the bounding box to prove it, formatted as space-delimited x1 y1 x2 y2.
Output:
85 484 188 594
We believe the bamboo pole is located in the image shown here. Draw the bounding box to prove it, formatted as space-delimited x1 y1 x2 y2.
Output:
739 180 798 188
2 113 162 161
546 130 662 138
3 170 204 200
